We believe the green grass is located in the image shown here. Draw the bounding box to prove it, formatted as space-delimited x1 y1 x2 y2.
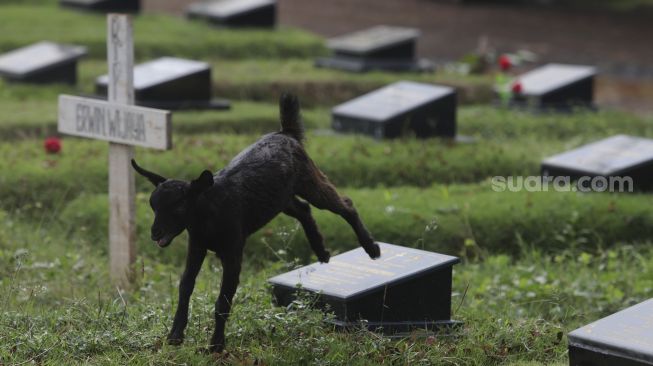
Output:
55 184 653 264
0 4 326 60
2 2 652 364
1 214 651 365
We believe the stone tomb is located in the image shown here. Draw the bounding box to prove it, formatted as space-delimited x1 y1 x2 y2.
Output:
316 26 432 72
269 242 460 334
568 298 653 366
332 81 456 139
95 57 229 110
541 135 653 191
0 41 86 85
60 0 140 12
511 63 596 110
187 0 276 28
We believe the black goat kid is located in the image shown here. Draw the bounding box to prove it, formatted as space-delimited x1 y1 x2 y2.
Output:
131 94 380 353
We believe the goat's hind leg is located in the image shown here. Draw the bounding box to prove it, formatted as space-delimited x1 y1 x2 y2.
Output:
284 197 330 263
297 169 380 259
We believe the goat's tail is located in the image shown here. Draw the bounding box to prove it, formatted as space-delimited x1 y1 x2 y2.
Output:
279 93 305 142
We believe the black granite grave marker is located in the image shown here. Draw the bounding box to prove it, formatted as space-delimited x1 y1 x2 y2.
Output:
0 41 86 85
187 0 276 28
568 299 653 366
541 135 653 191
511 63 596 111
332 81 456 139
269 242 460 334
95 57 229 110
60 0 140 13
316 26 432 72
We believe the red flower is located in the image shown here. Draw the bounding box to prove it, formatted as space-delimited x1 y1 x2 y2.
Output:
44 136 62 154
499 55 512 71
512 81 523 94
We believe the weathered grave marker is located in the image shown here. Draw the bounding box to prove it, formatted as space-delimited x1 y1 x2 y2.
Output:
510 63 596 111
541 134 653 191
60 0 140 13
269 242 460 334
316 26 432 72
187 0 276 28
0 41 86 84
568 298 653 366
58 14 172 286
332 81 457 139
95 57 230 110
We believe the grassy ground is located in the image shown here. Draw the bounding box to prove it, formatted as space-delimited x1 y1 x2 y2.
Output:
2 215 651 365
0 4 326 59
2 1 652 364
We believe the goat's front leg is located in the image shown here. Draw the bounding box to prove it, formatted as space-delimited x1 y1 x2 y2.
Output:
168 243 207 345
209 250 242 353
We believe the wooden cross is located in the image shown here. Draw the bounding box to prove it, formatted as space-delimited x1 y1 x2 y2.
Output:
58 14 172 287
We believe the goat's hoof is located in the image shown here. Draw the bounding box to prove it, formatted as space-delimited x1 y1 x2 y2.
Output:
167 335 184 346
365 243 381 259
207 343 225 354
318 251 331 263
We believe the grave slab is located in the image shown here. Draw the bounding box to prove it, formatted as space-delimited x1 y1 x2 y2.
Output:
568 298 653 366
269 242 460 334
95 57 229 110
511 63 596 110
187 0 276 28
332 81 456 139
60 0 140 12
541 134 653 191
0 41 86 85
316 26 433 72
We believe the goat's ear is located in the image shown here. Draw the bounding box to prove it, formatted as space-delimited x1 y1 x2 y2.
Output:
190 170 213 195
131 159 166 187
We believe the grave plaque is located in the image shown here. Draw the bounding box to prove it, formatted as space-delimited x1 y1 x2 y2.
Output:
187 0 276 28
60 0 140 12
332 81 456 139
95 57 229 110
568 299 653 366
511 63 596 110
541 135 653 191
0 41 86 84
268 242 460 334
316 26 432 72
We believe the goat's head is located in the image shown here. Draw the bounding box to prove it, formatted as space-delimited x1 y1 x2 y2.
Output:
131 159 213 248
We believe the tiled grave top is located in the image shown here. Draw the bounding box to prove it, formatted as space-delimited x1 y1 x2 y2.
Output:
542 135 653 176
97 57 209 90
188 0 275 18
269 242 459 300
0 41 86 77
569 298 653 363
333 81 453 122
517 63 596 96
327 26 420 55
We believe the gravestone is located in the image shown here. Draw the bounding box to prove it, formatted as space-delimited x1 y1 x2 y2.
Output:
541 135 653 191
568 298 653 366
187 0 276 28
58 15 172 287
316 25 433 72
0 41 86 85
95 57 229 110
332 81 456 139
269 242 460 334
511 63 596 110
60 0 140 12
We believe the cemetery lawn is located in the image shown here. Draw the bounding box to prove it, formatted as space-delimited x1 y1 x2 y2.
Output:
2 213 651 365
2 1 653 364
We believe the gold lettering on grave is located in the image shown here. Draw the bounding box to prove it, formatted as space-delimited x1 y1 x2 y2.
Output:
330 260 395 277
